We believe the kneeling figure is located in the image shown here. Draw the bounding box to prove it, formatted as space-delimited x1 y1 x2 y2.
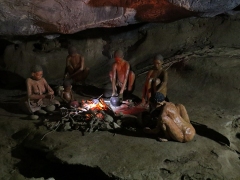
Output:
144 92 195 143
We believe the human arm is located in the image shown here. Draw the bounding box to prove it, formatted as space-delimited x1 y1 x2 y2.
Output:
64 56 71 80
69 55 85 78
119 62 130 96
157 70 168 93
111 63 118 96
26 78 51 100
141 71 152 103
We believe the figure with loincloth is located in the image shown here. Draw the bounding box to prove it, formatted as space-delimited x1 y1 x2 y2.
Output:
144 92 195 143
19 65 60 115
109 49 135 100
141 55 168 107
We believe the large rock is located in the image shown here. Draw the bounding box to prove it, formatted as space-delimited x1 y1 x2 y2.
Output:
2 14 240 86
0 0 239 35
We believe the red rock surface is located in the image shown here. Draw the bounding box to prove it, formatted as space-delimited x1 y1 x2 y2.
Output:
0 0 239 35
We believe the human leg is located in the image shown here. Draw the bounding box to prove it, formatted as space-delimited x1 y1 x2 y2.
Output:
161 116 185 142
72 68 90 84
127 71 135 92
109 70 117 95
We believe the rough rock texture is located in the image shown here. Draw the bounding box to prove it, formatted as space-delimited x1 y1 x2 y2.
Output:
2 14 240 87
0 6 240 180
0 0 239 35
0 53 239 179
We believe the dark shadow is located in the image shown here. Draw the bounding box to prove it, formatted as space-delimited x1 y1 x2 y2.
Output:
191 121 230 146
236 133 240 140
0 70 25 89
0 102 24 115
4 93 26 101
109 127 147 138
11 144 115 180
72 84 142 104
114 114 232 144
233 5 240 11
73 84 112 98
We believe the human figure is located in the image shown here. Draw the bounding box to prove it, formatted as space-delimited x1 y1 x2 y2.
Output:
19 65 60 114
144 92 195 143
64 46 89 84
109 49 135 99
141 55 168 106
60 80 75 103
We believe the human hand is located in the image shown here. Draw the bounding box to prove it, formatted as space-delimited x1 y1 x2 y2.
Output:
45 94 54 99
119 93 123 100
141 98 146 104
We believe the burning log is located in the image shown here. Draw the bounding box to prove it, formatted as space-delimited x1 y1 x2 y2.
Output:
47 96 120 134
41 93 142 140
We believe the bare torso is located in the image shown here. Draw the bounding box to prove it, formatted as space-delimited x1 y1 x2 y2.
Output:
161 102 195 142
65 53 89 83
66 54 83 73
114 60 130 84
27 78 54 99
61 91 74 103
142 68 168 104
24 77 59 113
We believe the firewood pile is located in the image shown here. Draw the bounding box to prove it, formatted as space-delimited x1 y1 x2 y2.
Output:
42 97 121 136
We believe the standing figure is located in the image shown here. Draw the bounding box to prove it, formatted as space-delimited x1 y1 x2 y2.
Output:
141 55 168 106
64 46 89 84
109 49 135 100
19 65 60 114
144 92 195 143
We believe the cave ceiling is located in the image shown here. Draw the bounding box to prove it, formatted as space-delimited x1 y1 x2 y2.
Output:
0 0 239 37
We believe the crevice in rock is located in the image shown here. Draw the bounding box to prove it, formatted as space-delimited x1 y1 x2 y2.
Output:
0 38 12 68
126 29 147 60
233 5 240 11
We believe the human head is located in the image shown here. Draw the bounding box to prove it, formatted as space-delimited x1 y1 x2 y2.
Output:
153 55 164 70
150 92 165 107
68 46 77 55
31 65 43 81
114 49 124 62
63 80 72 91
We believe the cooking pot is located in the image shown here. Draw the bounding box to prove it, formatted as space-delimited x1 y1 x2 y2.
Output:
110 96 122 107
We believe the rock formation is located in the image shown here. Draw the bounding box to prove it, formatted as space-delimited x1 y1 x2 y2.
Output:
0 0 239 36
0 1 240 180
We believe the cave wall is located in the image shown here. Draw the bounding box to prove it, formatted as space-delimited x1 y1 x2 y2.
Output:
0 0 239 35
1 14 240 88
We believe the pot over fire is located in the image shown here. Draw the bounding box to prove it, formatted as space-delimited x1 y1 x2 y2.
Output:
110 96 122 107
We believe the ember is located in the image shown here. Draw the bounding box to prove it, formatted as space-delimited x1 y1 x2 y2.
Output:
42 97 119 138
81 98 108 111
41 95 146 140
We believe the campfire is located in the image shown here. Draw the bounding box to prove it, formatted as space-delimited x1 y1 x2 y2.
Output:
41 95 147 140
42 97 120 139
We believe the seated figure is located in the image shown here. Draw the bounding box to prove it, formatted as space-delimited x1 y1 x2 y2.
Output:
60 80 75 103
19 65 60 114
64 46 89 84
109 49 135 99
144 92 196 143
141 55 168 106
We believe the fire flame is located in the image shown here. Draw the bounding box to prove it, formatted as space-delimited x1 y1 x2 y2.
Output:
82 98 108 111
